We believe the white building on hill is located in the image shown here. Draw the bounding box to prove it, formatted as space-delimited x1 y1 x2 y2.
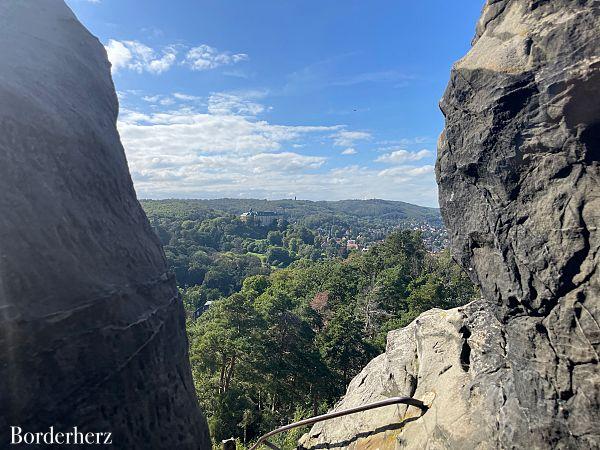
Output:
240 209 280 226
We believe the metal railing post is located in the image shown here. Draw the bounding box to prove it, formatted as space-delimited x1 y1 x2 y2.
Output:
248 396 428 450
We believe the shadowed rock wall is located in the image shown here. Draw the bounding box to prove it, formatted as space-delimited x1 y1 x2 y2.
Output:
301 1 598 448
0 1 209 447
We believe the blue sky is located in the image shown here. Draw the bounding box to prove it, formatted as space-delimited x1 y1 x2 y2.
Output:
66 0 483 207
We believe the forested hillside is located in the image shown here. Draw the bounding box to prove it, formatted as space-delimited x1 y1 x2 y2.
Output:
142 198 441 222
187 234 476 444
140 199 476 446
141 198 447 299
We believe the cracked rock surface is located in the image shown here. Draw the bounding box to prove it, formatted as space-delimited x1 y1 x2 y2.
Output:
0 1 209 447
301 1 599 448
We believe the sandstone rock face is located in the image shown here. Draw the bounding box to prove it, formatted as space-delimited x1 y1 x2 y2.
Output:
0 1 209 447
300 302 507 449
301 1 599 448
438 0 599 322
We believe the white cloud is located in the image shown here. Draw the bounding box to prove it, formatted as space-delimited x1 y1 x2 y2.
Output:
130 160 438 206
105 39 177 74
141 95 177 106
375 149 432 164
223 69 251 79
104 41 246 75
141 93 204 107
118 105 340 159
332 130 371 147
378 136 435 146
249 152 325 173
159 97 175 106
142 95 161 103
183 45 248 71
207 92 267 116
341 148 357 155
147 52 177 74
173 93 201 101
105 40 132 73
116 93 438 206
330 70 413 87
377 165 434 177
131 151 324 179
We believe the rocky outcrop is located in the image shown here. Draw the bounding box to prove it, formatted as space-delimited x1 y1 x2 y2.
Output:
299 302 506 449
0 1 209 448
301 1 599 448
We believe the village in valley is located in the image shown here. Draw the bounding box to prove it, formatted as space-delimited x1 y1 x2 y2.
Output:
239 207 448 254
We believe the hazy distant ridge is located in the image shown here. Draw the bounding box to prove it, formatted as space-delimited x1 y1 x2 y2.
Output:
140 198 441 223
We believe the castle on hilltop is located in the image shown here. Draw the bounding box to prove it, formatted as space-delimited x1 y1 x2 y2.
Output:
240 209 281 226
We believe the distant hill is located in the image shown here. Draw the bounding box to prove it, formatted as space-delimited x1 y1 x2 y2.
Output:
140 198 441 225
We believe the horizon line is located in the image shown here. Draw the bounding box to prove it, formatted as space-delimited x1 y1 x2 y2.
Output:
138 196 440 210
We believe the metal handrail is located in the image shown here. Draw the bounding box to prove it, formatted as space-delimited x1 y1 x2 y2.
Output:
248 396 428 450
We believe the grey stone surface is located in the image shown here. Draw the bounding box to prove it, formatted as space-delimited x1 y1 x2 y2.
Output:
301 1 599 448
299 302 506 449
0 1 209 448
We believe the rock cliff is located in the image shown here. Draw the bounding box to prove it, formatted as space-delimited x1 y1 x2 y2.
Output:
0 1 209 447
301 1 599 448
